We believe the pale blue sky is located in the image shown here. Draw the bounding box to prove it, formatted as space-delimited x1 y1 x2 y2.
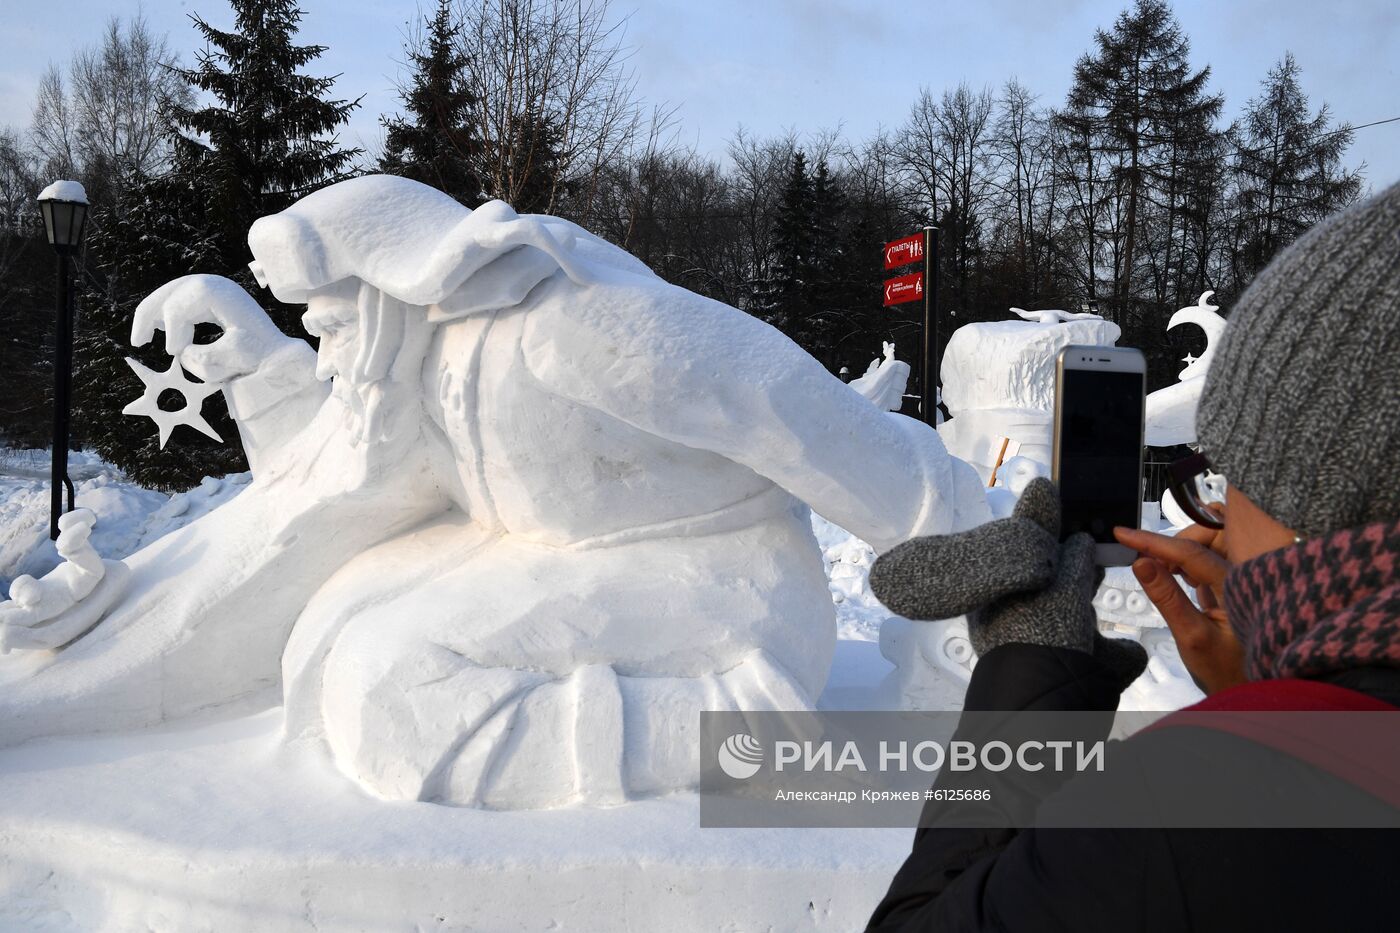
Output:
3 0 1397 187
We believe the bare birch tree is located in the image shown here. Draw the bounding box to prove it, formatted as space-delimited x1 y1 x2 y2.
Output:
30 14 190 196
453 0 663 218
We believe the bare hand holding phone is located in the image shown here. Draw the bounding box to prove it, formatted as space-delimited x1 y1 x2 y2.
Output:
1112 523 1246 695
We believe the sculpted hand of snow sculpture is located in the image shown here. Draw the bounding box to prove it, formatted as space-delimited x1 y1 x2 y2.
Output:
0 175 982 810
122 356 223 445
122 275 326 468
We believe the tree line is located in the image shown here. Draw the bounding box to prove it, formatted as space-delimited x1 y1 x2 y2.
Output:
0 0 1366 488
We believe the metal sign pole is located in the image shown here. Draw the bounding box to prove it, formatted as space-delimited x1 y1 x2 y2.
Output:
922 226 938 425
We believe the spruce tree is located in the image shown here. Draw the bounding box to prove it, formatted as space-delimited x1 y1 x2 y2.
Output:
753 151 814 339
500 108 567 214
806 159 857 369
170 0 362 337
1233 53 1362 281
74 159 246 489
749 153 873 371
1063 0 1220 309
380 0 484 206
72 0 362 489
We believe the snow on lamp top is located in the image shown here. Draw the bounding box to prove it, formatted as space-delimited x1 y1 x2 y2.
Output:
37 179 89 204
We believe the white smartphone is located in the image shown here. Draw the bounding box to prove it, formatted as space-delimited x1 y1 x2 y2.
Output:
1052 345 1146 566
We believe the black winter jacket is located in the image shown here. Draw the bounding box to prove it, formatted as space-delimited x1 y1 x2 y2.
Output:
865 644 1400 933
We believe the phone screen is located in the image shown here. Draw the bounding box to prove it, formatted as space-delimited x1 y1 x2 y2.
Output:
1058 369 1144 543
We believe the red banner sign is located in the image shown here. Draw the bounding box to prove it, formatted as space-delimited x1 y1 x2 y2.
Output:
883 271 924 306
884 233 925 270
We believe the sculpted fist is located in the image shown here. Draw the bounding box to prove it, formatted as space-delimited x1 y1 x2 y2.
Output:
0 510 130 653
132 275 293 384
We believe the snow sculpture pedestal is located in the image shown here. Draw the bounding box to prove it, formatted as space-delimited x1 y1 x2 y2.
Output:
0 710 907 932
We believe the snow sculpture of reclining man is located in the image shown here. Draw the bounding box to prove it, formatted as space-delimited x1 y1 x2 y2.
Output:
0 175 987 809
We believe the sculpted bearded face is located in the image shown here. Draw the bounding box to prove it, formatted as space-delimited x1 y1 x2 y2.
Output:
299 278 432 447
301 280 362 385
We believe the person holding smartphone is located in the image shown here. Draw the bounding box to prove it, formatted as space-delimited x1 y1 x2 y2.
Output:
862 180 1400 932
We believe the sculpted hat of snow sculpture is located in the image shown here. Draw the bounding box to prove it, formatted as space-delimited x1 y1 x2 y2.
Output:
0 175 987 809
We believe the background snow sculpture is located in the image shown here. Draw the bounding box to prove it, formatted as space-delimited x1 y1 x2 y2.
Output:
1145 291 1227 446
0 175 982 812
1095 565 1203 710
878 614 978 710
938 310 1121 483
873 309 1205 713
847 342 910 411
986 454 1052 519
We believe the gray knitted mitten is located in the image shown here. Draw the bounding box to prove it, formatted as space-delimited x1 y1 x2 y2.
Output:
869 478 1148 692
869 479 1061 622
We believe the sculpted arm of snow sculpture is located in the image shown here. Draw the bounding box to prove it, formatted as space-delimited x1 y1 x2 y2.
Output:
521 272 988 549
0 274 454 746
130 275 328 473
0 279 328 655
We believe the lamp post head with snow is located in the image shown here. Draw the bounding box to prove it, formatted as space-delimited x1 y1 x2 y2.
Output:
37 180 89 257
36 179 89 540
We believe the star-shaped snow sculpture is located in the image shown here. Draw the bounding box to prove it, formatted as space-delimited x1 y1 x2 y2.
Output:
121 357 223 448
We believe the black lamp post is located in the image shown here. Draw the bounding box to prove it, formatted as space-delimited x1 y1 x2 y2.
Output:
36 180 89 541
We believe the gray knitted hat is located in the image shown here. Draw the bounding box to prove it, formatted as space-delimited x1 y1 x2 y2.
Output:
1196 181 1400 538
